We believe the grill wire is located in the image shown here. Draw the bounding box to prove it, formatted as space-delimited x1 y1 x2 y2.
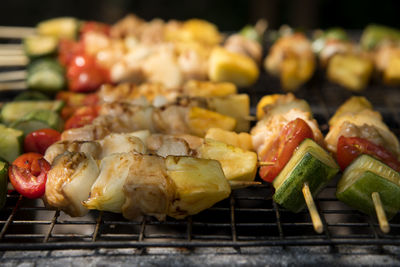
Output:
0 35 400 255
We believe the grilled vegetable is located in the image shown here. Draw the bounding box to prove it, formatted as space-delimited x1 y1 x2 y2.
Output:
208 47 259 87
198 139 257 181
328 96 372 126
312 28 349 54
361 24 400 50
24 128 61 155
24 35 58 58
337 154 400 219
1 100 64 124
326 54 373 91
166 156 230 219
207 94 250 132
9 153 51 199
205 128 253 151
27 58 65 91
0 160 8 209
273 139 339 213
11 110 63 135
187 107 236 137
0 125 24 163
14 91 50 101
37 17 79 40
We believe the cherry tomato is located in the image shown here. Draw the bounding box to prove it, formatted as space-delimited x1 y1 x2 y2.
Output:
66 53 110 92
259 118 314 182
24 129 61 155
336 136 400 171
58 39 84 66
64 106 100 130
80 21 110 36
9 153 51 199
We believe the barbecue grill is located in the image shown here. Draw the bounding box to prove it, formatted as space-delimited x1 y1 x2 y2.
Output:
1 35 400 266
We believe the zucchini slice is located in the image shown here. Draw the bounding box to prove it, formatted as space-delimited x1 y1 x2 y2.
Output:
37 17 79 40
337 154 400 219
0 124 23 163
1 100 64 124
24 35 58 58
27 58 65 91
273 139 339 213
11 110 64 135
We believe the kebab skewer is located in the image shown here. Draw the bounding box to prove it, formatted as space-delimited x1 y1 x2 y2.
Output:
251 93 339 233
325 96 400 233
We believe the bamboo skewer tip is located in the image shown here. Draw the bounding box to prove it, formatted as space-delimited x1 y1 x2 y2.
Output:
371 192 390 234
258 161 274 167
302 183 324 234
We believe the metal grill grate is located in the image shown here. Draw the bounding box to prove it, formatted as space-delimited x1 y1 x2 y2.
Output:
1 36 400 254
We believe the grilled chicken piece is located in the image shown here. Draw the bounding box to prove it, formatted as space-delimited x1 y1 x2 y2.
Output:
265 33 315 91
325 110 400 157
44 141 101 164
224 34 262 64
146 134 193 157
319 39 356 67
251 108 324 157
122 154 176 220
374 43 400 85
45 152 100 217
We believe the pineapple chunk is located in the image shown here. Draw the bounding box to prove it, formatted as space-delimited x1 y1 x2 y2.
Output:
256 94 281 120
166 156 231 219
208 47 259 87
327 54 373 91
198 139 257 181
187 107 236 137
183 80 237 97
207 94 250 132
205 128 253 151
165 19 221 46
280 52 315 91
384 53 400 85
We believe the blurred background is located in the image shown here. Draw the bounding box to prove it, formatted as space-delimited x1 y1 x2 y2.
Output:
0 0 399 30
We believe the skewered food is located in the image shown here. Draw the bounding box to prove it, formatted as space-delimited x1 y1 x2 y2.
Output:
337 155 400 220
0 160 8 209
264 32 315 91
0 125 24 163
251 94 338 214
313 28 373 91
325 96 400 162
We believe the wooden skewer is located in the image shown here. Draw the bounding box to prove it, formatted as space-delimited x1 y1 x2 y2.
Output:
244 115 256 121
0 81 27 91
258 161 274 167
371 192 390 234
0 70 27 82
0 55 28 66
0 44 23 50
302 183 323 234
0 26 36 39
229 180 262 190
0 50 25 56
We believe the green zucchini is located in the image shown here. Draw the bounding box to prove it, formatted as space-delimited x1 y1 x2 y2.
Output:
24 35 58 58
0 124 24 163
37 17 79 40
0 160 8 209
361 24 400 50
273 139 339 213
27 58 65 91
240 25 262 43
1 100 64 124
337 154 400 219
14 91 50 101
11 110 64 135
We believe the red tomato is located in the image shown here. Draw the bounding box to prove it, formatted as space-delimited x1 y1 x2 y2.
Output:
64 106 100 130
259 118 314 182
66 53 110 92
80 21 110 36
58 39 85 66
9 153 51 199
336 136 400 171
24 129 61 155
83 93 100 106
